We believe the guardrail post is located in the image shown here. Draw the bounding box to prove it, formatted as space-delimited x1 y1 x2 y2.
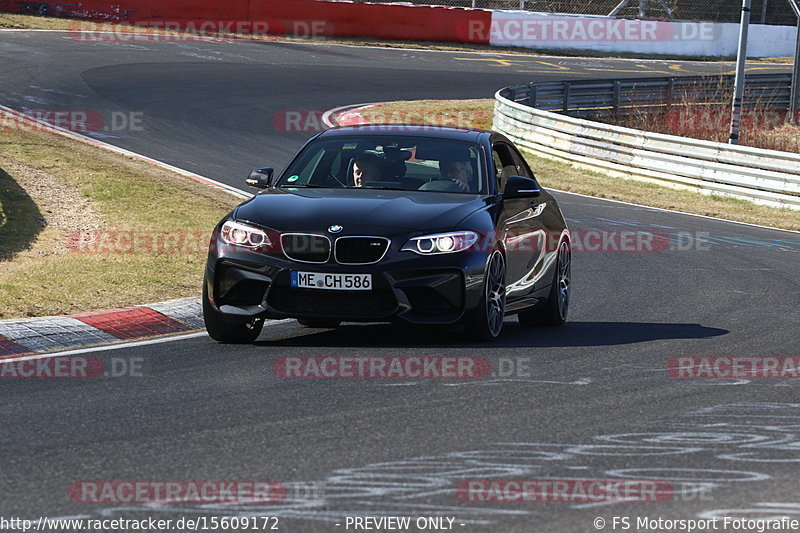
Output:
787 0 800 124
666 78 674 111
612 81 621 120
728 0 752 145
563 82 571 113
527 83 538 108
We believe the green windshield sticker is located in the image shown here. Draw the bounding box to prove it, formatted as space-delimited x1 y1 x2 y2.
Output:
287 175 300 183
343 143 358 150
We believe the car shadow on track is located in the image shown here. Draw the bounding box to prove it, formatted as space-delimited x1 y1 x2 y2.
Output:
255 320 728 348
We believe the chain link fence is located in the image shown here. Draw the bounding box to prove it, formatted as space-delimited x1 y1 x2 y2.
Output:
351 0 797 25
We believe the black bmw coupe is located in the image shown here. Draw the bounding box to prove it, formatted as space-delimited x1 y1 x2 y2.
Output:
203 125 571 342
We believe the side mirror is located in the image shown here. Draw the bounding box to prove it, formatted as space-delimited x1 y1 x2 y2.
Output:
245 167 274 189
503 175 541 199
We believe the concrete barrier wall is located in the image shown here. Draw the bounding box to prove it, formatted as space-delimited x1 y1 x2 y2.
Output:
486 11 797 57
2 1 794 57
1 0 492 44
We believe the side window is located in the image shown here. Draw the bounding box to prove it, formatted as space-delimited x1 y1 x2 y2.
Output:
491 149 504 187
508 145 534 179
491 143 518 192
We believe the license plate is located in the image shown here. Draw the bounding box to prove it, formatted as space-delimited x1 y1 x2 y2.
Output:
290 271 372 291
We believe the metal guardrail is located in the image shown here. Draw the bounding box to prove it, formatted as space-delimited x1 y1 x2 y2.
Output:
499 74 793 119
494 74 800 210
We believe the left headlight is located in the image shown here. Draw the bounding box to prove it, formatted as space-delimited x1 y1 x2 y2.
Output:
219 220 272 249
401 231 479 255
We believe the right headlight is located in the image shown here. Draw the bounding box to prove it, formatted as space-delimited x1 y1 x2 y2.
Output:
401 231 479 255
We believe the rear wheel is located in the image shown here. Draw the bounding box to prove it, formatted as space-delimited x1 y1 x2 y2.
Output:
203 279 264 343
297 318 342 328
465 251 506 341
518 240 570 327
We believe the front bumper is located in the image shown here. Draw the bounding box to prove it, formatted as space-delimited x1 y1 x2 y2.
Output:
205 243 488 325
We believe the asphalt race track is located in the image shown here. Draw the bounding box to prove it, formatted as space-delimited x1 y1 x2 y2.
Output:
1 31 799 532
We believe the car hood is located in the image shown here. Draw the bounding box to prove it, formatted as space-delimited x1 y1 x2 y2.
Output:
234 188 487 234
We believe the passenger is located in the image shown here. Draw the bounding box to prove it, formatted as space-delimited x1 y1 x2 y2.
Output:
353 154 383 187
439 160 474 192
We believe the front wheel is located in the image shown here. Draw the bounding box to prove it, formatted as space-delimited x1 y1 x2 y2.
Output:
518 240 570 327
203 279 264 343
464 251 506 341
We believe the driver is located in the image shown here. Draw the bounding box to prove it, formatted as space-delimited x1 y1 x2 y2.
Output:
439 160 474 192
353 154 383 187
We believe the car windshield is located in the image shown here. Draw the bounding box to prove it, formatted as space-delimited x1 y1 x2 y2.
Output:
276 135 486 194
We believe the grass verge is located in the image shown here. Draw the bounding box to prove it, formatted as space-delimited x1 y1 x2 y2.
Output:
357 99 800 231
0 119 240 319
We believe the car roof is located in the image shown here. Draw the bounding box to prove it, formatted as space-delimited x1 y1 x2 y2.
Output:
319 124 489 143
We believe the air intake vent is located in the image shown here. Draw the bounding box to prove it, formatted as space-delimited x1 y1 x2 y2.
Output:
335 237 390 264
281 234 331 263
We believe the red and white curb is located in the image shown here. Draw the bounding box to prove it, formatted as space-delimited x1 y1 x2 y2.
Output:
0 297 203 357
322 102 385 128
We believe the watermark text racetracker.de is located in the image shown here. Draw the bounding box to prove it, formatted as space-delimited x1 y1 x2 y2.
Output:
273 108 492 133
64 229 713 254
276 356 603 381
69 480 287 504
667 109 800 134
458 479 673 503
0 109 144 134
68 20 332 42
0 356 143 379
460 18 718 44
667 356 800 379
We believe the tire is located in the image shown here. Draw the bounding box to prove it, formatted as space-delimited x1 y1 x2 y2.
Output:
36 3 50 16
518 240 571 327
464 251 506 341
202 279 264 343
297 318 341 328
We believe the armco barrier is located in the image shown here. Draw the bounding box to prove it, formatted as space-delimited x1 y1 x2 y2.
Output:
510 74 793 118
494 76 800 210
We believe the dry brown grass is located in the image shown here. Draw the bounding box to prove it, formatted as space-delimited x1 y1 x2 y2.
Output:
617 105 800 153
357 99 494 131
602 76 800 153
